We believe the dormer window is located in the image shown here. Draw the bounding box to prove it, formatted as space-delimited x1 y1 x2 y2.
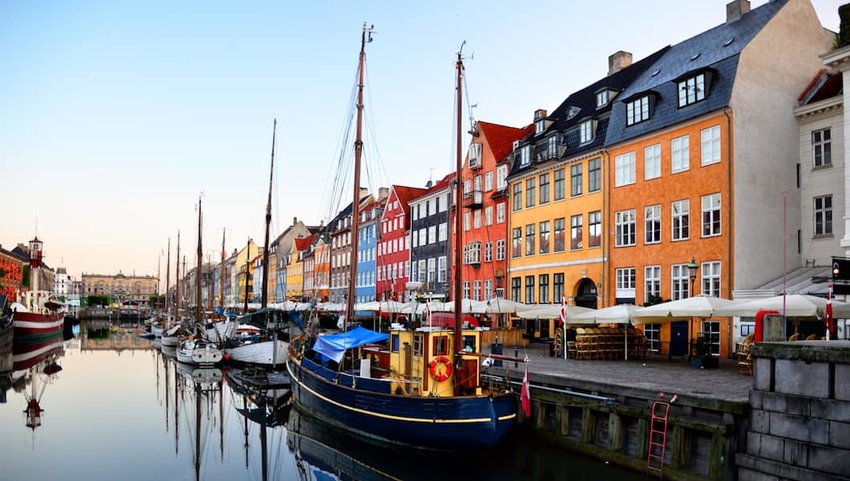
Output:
468 143 482 169
626 96 650 126
596 90 609 108
535 119 546 135
547 135 558 159
677 72 706 107
579 120 594 144
519 145 531 167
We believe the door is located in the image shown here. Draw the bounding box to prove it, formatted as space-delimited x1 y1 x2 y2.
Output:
669 321 688 357
575 278 598 309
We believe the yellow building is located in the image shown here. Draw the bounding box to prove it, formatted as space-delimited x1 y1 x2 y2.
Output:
230 239 260 307
285 242 304 300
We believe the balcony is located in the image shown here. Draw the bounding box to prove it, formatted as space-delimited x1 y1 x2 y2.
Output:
464 190 483 209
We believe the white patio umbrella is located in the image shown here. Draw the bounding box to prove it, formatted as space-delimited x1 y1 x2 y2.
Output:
633 295 741 323
713 293 850 318
378 300 409 313
442 298 486 313
482 297 536 314
516 304 593 319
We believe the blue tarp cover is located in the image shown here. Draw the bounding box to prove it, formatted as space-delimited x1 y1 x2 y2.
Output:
312 326 389 363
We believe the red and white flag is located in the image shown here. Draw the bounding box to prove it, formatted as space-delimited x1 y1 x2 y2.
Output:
521 363 531 417
559 296 567 326
826 283 834 340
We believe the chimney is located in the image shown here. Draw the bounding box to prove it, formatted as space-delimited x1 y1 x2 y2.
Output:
608 50 633 76
379 187 389 199
726 0 751 23
293 216 298 225
534 109 547 121
425 179 433 189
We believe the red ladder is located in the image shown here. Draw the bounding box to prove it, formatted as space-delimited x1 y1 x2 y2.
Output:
647 401 670 479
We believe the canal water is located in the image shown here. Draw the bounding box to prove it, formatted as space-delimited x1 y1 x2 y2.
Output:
0 321 646 481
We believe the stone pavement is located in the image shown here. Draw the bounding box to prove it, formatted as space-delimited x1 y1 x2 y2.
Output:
488 341 754 404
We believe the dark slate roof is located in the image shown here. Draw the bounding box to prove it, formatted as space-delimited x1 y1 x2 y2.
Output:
605 0 787 146
508 46 669 178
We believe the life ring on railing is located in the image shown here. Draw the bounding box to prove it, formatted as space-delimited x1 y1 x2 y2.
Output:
429 356 452 382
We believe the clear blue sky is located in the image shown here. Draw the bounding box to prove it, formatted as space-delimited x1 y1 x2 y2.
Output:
1 0 843 281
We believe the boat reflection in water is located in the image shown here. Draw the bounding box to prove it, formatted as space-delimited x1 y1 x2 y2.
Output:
9 331 65 436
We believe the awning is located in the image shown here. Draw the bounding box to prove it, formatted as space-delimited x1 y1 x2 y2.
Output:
313 326 389 363
733 266 832 301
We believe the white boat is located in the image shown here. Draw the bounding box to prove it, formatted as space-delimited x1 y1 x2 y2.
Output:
161 324 189 347
225 338 288 366
176 338 223 366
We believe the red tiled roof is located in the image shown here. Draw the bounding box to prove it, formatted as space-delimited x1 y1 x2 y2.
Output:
392 185 428 213
294 234 315 251
477 121 533 162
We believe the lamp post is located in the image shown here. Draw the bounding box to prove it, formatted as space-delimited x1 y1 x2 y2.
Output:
687 257 699 297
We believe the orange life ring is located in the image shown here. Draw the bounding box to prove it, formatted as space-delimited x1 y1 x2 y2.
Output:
429 355 452 382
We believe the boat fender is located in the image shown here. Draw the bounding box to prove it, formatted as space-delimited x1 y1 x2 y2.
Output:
429 356 452 382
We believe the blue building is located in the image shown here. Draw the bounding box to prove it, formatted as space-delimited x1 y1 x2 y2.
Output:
355 191 387 307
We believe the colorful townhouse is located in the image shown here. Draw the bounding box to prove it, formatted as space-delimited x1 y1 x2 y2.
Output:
463 121 542 303
603 0 833 357
313 235 331 302
231 239 260 308
377 185 426 301
409 176 452 300
271 217 317 303
506 49 664 342
0 245 24 302
302 240 315 301
355 189 387 304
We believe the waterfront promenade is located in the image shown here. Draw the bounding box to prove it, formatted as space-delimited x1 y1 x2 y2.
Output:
499 342 754 403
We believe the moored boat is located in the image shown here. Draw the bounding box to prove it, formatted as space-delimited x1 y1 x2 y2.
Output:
287 29 519 452
176 337 223 366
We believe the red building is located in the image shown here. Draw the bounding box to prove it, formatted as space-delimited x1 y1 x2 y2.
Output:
0 245 23 302
377 185 427 302
457 121 531 301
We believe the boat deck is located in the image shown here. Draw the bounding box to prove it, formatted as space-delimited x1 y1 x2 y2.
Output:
492 342 753 404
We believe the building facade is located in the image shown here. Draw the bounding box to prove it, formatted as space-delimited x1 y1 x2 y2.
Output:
377 185 426 302
410 176 452 300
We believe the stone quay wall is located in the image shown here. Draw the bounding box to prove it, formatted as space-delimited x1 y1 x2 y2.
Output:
737 341 850 481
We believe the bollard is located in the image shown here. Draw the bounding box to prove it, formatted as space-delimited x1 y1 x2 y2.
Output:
514 348 518 367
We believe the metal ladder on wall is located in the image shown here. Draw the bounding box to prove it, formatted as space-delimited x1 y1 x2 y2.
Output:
647 400 670 479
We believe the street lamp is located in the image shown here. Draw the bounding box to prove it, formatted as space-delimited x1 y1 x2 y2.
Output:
687 257 699 297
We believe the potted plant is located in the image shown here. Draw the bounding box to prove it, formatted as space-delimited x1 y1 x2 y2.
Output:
690 335 718 368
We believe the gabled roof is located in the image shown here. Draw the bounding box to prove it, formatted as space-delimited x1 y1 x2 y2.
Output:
391 185 428 213
294 234 315 252
477 121 530 163
409 173 453 202
606 0 787 146
509 46 668 178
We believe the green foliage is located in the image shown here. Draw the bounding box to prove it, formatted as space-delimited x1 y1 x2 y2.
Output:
643 294 669 307
87 295 111 307
837 4 850 49
149 295 165 308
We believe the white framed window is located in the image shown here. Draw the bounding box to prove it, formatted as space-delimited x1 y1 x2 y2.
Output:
484 280 493 300
615 209 636 247
497 164 508 190
535 119 545 135
473 280 482 301
496 239 506 261
473 210 481 229
645 265 661 303
671 263 690 300
519 145 531 167
645 324 661 352
437 256 446 283
579 120 594 143
644 143 661 180
645 204 661 244
701 193 721 237
701 125 721 166
439 222 447 241
496 203 506 224
463 212 471 231
671 135 689 173
626 96 650 126
428 225 436 244
596 90 609 108
427 258 436 284
485 171 494 191
417 259 426 283
615 267 636 299
463 180 471 196
484 242 492 262
814 195 833 236
672 199 690 241
468 143 482 168
701 261 721 297
614 152 636 187
547 135 558 159
677 73 706 107
813 128 832 167
485 206 493 226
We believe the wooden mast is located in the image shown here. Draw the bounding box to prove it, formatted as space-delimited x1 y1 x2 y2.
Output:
453 50 464 394
196 195 203 334
261 119 276 309
175 231 181 326
219 230 225 310
165 237 171 324
344 23 373 329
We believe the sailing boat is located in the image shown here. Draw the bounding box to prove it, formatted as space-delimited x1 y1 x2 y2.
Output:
286 28 518 451
12 330 65 435
224 119 291 367
162 232 190 349
176 196 224 366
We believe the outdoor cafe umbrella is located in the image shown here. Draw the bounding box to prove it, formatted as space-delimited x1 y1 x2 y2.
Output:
712 293 850 318
634 295 742 357
517 304 593 319
570 304 638 360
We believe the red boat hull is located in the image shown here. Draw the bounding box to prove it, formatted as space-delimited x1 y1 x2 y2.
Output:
12 310 65 340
